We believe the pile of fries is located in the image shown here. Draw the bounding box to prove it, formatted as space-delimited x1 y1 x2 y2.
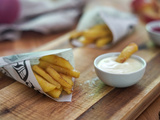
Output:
32 55 80 98
70 24 113 48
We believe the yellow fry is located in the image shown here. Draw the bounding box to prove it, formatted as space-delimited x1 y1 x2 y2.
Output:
58 86 63 91
59 73 74 86
116 43 138 63
90 24 109 30
47 89 62 98
83 28 111 40
60 73 73 94
95 36 112 48
46 66 72 89
70 31 83 40
78 36 95 45
38 60 80 78
32 65 61 89
40 55 74 70
63 87 73 94
33 73 56 92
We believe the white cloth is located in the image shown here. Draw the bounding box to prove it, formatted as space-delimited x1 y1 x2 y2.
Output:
0 0 86 41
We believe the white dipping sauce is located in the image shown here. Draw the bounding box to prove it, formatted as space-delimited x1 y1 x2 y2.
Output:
97 56 143 74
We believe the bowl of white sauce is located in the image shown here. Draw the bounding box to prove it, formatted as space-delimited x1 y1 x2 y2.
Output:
94 52 146 88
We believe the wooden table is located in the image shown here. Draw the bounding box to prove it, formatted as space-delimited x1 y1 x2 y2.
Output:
1 0 160 120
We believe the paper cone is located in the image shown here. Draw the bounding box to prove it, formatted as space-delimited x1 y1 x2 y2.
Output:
0 48 75 102
71 7 138 48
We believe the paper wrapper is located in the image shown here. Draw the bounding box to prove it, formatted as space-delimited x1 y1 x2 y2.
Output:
0 48 74 102
71 7 138 48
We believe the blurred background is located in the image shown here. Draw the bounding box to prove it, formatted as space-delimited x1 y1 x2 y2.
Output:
0 0 159 55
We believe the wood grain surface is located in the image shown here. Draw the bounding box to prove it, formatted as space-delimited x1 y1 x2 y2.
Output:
1 20 160 120
0 0 160 120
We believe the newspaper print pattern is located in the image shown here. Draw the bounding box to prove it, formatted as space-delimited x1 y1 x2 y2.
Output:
0 49 73 101
12 60 28 81
1 59 42 93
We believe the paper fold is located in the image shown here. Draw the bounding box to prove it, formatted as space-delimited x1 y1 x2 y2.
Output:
71 7 138 48
0 48 74 102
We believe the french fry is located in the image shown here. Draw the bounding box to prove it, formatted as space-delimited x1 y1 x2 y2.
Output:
95 36 113 48
83 28 110 41
116 43 138 63
63 87 72 94
78 36 95 45
47 89 62 98
90 24 109 31
77 25 111 45
46 66 72 89
32 54 79 98
70 24 113 47
40 55 74 70
58 86 63 92
59 73 74 86
32 65 61 89
33 73 56 92
59 74 73 94
70 31 83 40
38 60 80 78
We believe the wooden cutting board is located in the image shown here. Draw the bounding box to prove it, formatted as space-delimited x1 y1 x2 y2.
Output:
1 20 160 120
1 0 160 119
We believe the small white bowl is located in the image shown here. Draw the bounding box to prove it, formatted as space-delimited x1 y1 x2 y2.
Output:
94 52 146 88
146 20 160 46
